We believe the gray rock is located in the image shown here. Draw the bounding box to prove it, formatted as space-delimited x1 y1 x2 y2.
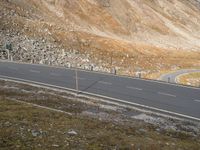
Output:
67 129 78 136
52 144 59 147
31 130 40 137
138 128 147 134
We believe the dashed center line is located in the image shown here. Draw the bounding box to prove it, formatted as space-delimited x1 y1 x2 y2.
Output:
73 77 85 80
194 100 200 103
50 73 60 77
126 86 143 91
8 66 18 71
98 81 112 85
30 69 40 73
158 92 176 97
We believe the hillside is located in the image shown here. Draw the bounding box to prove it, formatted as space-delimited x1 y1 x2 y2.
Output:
0 0 200 76
1 80 200 149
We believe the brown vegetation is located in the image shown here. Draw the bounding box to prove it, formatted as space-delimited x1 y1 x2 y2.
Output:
0 80 200 149
0 0 200 75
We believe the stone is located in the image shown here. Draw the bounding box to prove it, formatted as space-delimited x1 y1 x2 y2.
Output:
67 129 78 136
138 128 147 134
31 130 40 137
52 144 59 147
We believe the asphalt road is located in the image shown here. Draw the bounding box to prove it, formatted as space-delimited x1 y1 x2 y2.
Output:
0 61 200 120
159 69 200 83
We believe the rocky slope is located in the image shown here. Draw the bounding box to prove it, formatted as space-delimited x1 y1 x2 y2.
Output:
0 0 200 75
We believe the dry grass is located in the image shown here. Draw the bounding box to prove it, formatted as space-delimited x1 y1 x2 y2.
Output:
178 72 200 87
0 80 200 149
144 70 175 80
1 0 200 76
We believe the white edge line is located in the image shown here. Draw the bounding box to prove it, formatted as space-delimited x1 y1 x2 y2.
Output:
1 77 184 122
0 75 200 122
98 81 112 85
194 100 200 103
30 69 40 73
158 92 176 97
1 60 200 90
126 86 143 91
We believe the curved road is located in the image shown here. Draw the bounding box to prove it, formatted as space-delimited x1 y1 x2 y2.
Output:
158 69 200 83
0 61 200 121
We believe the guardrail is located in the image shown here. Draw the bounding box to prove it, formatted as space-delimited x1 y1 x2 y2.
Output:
0 74 199 122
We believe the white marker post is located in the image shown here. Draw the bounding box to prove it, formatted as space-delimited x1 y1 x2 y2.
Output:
6 49 10 60
168 77 170 83
75 64 79 95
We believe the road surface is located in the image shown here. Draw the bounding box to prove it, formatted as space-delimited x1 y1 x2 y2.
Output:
0 61 200 121
158 69 200 83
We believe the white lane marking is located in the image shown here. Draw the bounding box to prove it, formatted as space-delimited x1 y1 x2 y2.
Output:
126 86 143 91
73 77 85 80
194 100 200 103
0 75 200 121
30 69 40 73
1 60 200 90
50 73 60 77
8 66 18 71
158 92 176 97
98 81 112 85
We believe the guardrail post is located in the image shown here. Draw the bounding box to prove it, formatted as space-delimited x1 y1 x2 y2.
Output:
114 68 116 75
168 77 170 83
10 55 13 61
139 72 141 78
75 64 79 95
91 65 93 71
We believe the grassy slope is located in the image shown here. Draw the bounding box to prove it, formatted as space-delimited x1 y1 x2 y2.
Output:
0 80 200 149
178 72 200 87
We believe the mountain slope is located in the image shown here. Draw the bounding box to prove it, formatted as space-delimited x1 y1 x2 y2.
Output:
29 0 200 50
0 0 200 75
